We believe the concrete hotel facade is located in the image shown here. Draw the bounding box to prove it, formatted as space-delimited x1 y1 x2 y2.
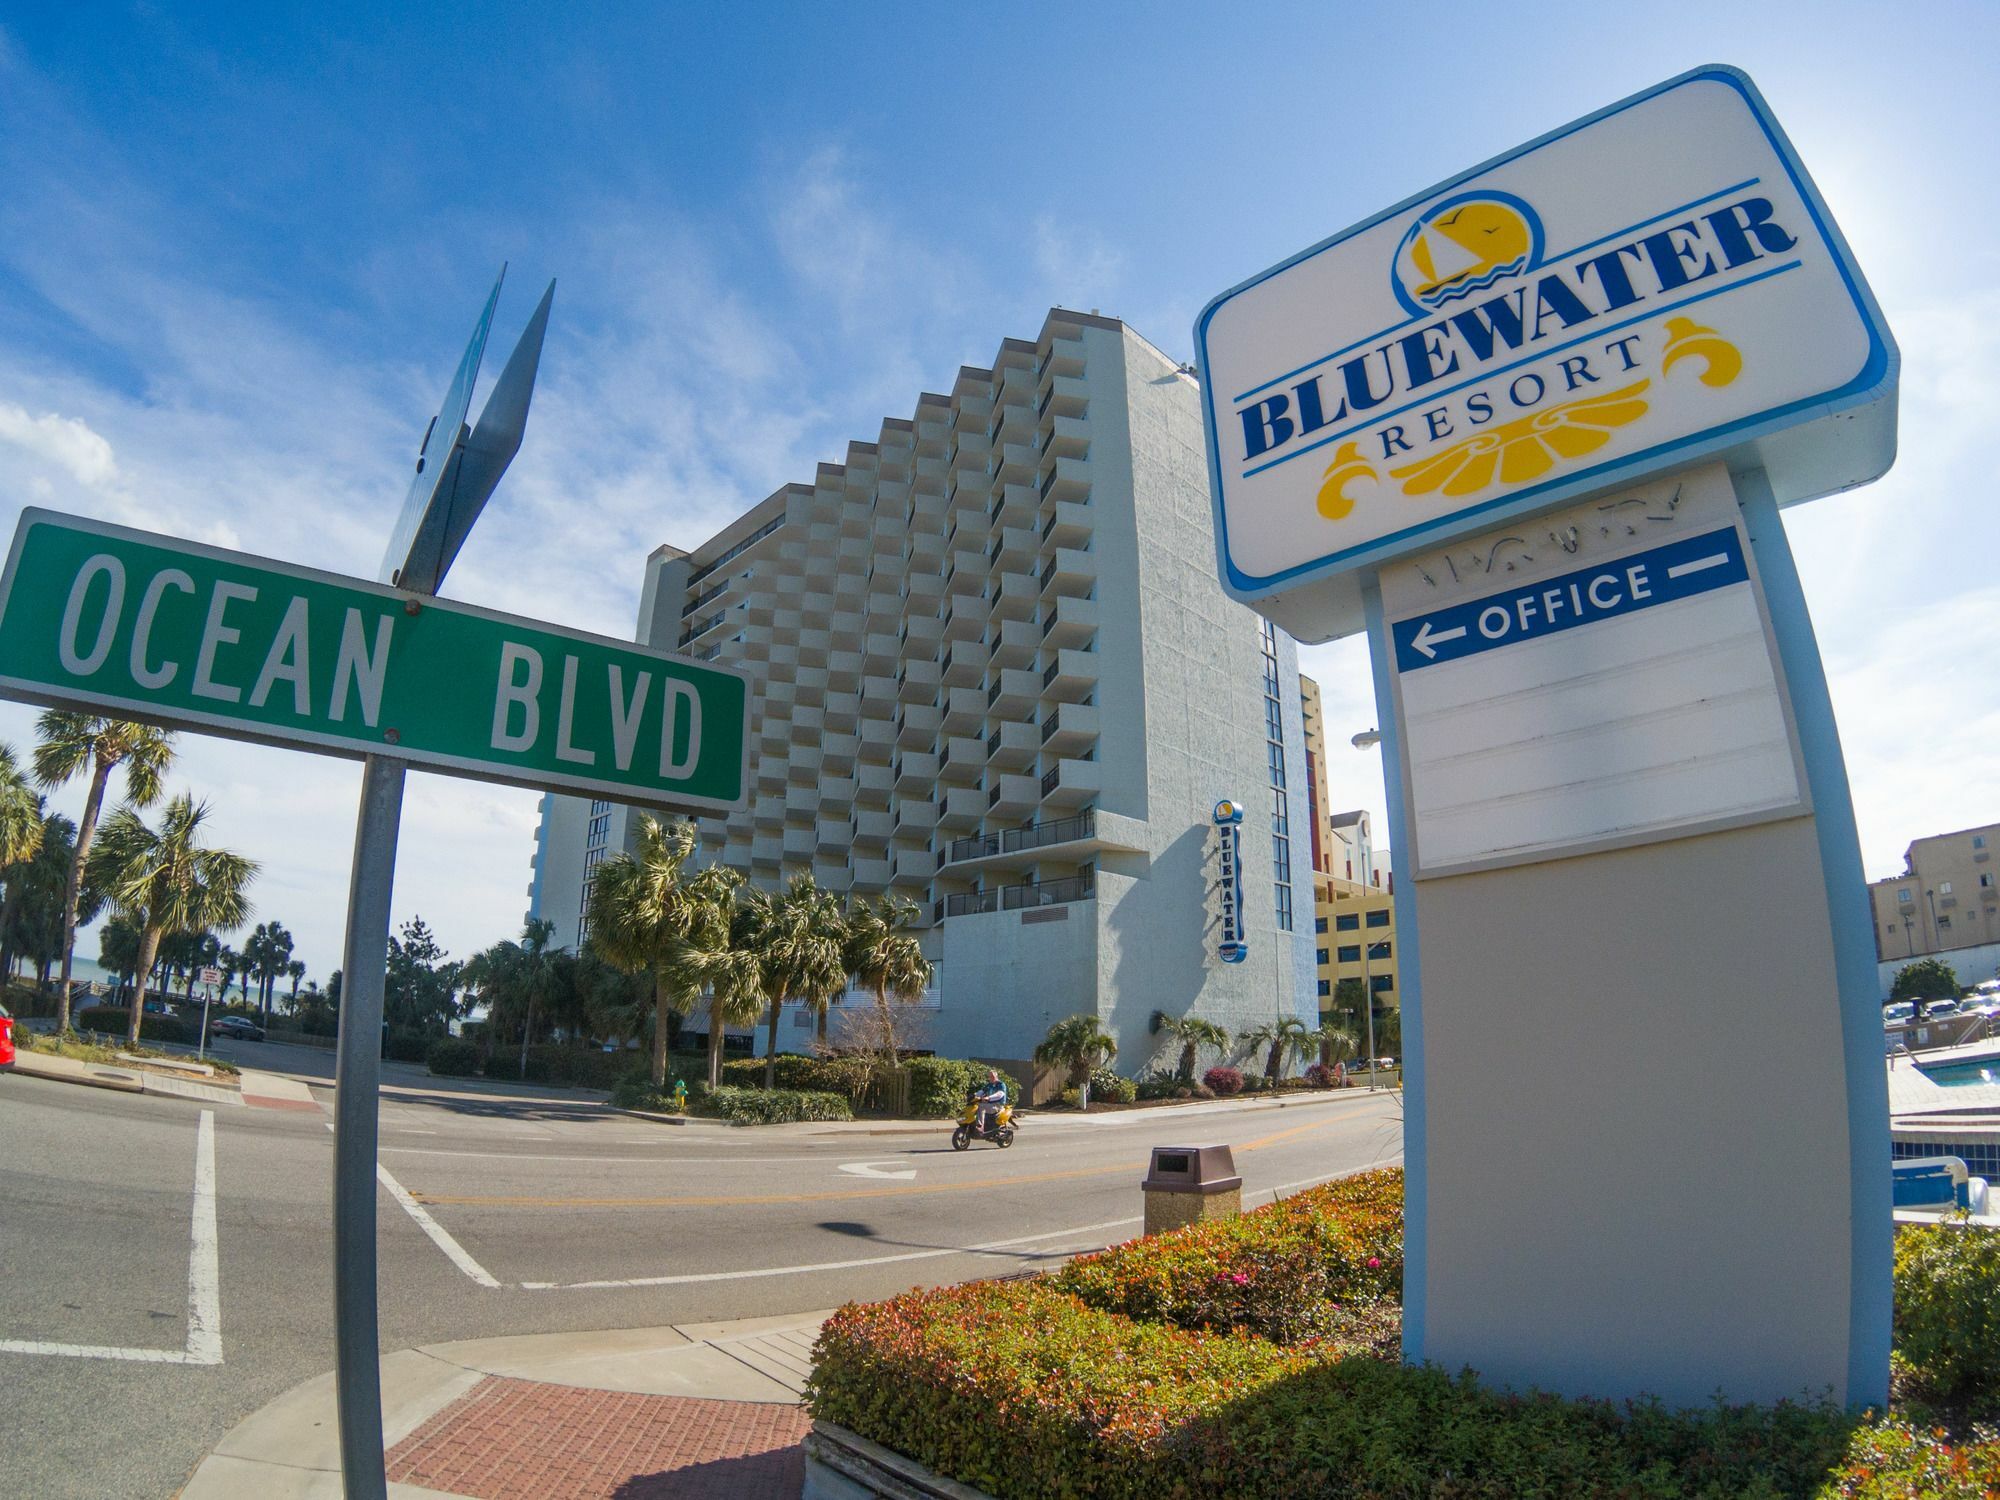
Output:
528 310 1318 1071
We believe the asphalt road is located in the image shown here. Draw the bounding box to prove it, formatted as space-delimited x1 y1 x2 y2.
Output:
0 1048 1403 1499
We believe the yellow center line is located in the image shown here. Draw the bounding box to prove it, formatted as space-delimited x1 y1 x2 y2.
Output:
410 1110 1357 1210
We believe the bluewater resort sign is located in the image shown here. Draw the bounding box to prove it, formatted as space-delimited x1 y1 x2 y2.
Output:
1214 798 1247 963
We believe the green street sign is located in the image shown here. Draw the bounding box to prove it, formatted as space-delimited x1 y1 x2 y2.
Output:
0 509 748 813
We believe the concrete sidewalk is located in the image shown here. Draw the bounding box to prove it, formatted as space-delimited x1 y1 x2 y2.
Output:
180 1312 832 1498
8 1044 245 1106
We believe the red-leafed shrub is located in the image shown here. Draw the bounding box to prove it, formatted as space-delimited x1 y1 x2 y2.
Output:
1303 1062 1334 1088
1201 1065 1243 1096
1049 1168 1402 1347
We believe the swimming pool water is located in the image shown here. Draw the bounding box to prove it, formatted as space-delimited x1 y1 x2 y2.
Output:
1921 1059 2000 1088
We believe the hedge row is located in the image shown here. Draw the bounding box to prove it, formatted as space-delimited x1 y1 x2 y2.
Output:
75 1006 199 1045
1048 1168 1403 1347
714 1053 1019 1117
694 1085 852 1125
809 1281 1927 1499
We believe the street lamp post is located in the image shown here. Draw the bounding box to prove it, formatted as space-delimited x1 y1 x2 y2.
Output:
1359 936 1390 1090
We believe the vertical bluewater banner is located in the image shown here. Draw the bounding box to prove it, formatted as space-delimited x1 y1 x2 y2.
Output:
1215 798 1247 963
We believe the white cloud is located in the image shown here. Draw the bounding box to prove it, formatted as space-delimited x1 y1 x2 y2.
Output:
1033 216 1126 307
0 402 118 487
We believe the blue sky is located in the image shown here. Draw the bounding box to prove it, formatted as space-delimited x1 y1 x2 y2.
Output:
1 2 1995 979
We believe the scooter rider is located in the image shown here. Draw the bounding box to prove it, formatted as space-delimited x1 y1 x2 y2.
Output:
973 1069 1008 1134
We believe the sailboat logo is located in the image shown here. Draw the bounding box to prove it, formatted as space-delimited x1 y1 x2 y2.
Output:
1390 190 1544 316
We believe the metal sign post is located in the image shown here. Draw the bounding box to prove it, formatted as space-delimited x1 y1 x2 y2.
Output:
197 966 221 1060
0 269 747 1499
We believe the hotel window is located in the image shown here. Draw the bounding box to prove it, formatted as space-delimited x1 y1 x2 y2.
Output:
1338 945 1360 963
1899 889 1913 904
1372 973 1395 993
1365 909 1390 928
1315 917 1328 934
1336 913 1360 932
1317 979 1330 998
1258 617 1293 931
1317 948 1329 964
1977 836 1988 850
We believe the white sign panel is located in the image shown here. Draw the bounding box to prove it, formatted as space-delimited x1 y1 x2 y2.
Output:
1382 464 1806 876
1196 66 1896 642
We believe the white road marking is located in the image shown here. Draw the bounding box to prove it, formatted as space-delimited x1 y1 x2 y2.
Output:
838 1160 917 1180
185 1110 223 1363
378 1148 819 1164
522 1215 1145 1291
375 1162 502 1288
0 1109 223 1366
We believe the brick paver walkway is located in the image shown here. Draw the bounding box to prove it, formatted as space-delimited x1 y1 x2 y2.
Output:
386 1377 810 1499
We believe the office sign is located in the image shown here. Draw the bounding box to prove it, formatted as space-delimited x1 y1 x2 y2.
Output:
0 510 748 813
1196 65 1896 641
1382 464 1805 876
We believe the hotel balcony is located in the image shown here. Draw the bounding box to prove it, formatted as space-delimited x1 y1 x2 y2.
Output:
1046 413 1091 458
751 834 785 867
987 616 1039 671
857 717 896 763
942 595 985 644
824 695 859 735
898 658 940 704
1039 703 1099 755
893 750 940 793
822 732 858 775
1039 546 1095 599
896 703 941 749
987 442 1037 485
1042 647 1097 702
936 872 1096 924
1041 499 1092 549
991 526 1038 573
852 808 893 848
851 856 893 889
865 629 906 671
783 782 819 816
989 482 1038 529
941 685 984 737
1041 372 1089 420
756 752 789 792
939 806 1146 875
782 825 815 861
816 817 847 855
855 760 894 807
989 569 1039 622
938 736 984 785
893 848 938 883
939 785 985 832
789 705 825 745
827 651 863 691
1040 757 1099 810
988 666 1039 719
987 773 1041 818
987 719 1039 771
940 639 986 688
1041 595 1098 649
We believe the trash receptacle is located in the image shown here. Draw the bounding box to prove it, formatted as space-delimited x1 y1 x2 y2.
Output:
1142 1145 1242 1235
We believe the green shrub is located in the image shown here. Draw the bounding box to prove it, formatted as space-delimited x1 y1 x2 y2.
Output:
1821 1420 2000 1497
511 1044 644 1090
1135 1074 1180 1100
1089 1065 1136 1104
382 1029 435 1063
809 1281 1875 1499
904 1057 1016 1117
1242 1072 1270 1092
694 1085 853 1125
1894 1221 2000 1403
721 1053 877 1101
1049 1169 1403 1347
425 1038 481 1077
75 1005 199 1045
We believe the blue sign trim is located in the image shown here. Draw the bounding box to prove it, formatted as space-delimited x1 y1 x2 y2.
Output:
1389 527 1749 674
1195 65 1898 603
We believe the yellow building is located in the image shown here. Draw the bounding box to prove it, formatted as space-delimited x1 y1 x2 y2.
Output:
1299 673 1401 1055
1869 819 2000 963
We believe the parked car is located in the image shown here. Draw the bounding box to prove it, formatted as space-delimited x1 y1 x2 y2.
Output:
1883 1002 1915 1027
1924 999 1962 1020
209 1015 266 1043
0 1002 14 1070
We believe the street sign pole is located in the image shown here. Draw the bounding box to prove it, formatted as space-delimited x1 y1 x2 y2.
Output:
330 754 404 1500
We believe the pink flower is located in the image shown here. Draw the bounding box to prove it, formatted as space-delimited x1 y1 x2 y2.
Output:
1366 1257 1382 1269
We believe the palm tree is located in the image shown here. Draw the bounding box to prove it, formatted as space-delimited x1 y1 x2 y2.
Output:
246 920 294 1020
1035 1013 1118 1108
742 874 850 1084
586 816 701 1088
33 714 175 1032
1243 1016 1313 1081
87 794 256 1044
218 946 245 1006
3 814 87 990
1311 1024 1359 1070
0 743 40 867
286 959 307 1011
1150 1011 1230 1084
98 913 143 1004
464 918 568 1079
841 893 932 1061
662 865 765 1088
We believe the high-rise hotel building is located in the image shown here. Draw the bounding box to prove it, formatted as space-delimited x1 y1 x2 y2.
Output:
528 310 1317 1070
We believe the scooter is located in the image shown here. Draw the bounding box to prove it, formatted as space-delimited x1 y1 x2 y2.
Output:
951 1095 1017 1150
